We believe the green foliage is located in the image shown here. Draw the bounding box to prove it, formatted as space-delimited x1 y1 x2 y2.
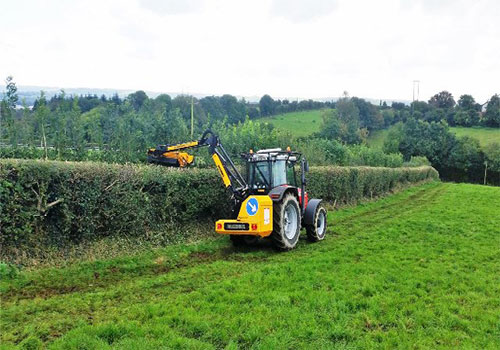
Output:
307 165 437 203
403 156 431 167
345 146 403 168
259 94 275 116
296 138 347 165
447 136 484 171
484 94 500 127
429 90 455 109
0 76 19 146
2 183 498 349
382 123 404 153
0 158 437 256
484 142 500 172
352 97 384 130
0 159 230 255
330 97 362 144
0 262 18 279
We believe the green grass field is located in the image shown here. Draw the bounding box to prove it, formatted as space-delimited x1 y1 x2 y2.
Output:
450 127 500 147
260 110 326 137
1 182 499 349
365 129 390 149
367 126 499 150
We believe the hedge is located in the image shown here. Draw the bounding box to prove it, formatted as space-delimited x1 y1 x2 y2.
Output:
0 159 438 252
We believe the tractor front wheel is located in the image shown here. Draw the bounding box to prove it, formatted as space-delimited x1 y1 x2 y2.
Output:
272 194 301 250
306 204 327 242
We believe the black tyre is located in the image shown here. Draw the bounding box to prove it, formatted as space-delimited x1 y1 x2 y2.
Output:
306 204 327 242
272 194 301 250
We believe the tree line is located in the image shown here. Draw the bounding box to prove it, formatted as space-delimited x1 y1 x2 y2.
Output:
1 76 498 184
317 93 499 185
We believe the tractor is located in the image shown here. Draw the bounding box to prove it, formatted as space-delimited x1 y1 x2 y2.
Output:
147 130 327 250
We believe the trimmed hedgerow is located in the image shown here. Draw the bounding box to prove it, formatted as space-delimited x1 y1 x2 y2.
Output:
0 159 438 251
307 166 438 203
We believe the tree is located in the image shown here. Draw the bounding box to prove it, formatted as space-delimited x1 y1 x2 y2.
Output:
453 110 471 126
220 94 245 124
172 95 206 130
447 136 483 172
457 94 478 111
259 94 275 117
128 90 148 111
483 94 500 127
411 101 431 115
398 118 455 166
484 142 500 173
320 98 362 144
34 92 49 159
246 106 260 119
391 102 406 111
429 91 455 109
155 94 172 112
1 76 19 146
319 109 342 141
352 97 383 130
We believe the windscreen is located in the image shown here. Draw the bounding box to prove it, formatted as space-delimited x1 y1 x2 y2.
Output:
248 161 271 189
272 160 287 187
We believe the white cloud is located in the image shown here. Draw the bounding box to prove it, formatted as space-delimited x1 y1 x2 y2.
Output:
270 0 338 22
0 0 498 102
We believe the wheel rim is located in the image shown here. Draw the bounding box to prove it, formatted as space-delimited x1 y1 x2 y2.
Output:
317 210 326 236
284 203 298 240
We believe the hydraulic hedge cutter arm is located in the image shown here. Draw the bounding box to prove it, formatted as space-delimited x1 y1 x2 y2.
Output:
148 130 248 200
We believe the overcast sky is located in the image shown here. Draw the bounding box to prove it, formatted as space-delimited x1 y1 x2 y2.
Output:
1 0 499 102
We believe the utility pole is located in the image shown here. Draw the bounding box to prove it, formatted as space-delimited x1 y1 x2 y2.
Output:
412 80 420 102
190 96 194 139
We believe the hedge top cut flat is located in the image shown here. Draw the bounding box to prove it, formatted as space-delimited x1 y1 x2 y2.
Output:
148 130 327 250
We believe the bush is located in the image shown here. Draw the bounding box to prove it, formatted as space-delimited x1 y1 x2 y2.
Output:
346 145 404 168
0 159 438 254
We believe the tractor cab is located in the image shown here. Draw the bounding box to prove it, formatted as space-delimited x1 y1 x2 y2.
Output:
243 148 300 195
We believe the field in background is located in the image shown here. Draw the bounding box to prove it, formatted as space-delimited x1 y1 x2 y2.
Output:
367 126 500 149
259 109 326 137
366 129 390 149
450 127 500 147
2 182 499 349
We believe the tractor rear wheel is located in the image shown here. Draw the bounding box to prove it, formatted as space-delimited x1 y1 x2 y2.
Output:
272 194 301 250
306 204 327 242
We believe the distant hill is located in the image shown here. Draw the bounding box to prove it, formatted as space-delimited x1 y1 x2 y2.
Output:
1 85 410 107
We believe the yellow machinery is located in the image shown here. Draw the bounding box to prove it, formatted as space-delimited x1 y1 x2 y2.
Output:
148 130 328 250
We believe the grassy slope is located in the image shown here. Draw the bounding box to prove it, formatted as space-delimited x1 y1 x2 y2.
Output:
450 127 500 147
2 182 499 349
366 129 389 149
259 110 326 137
367 126 500 149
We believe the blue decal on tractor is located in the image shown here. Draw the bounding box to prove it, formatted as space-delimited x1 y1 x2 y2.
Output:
246 198 258 216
